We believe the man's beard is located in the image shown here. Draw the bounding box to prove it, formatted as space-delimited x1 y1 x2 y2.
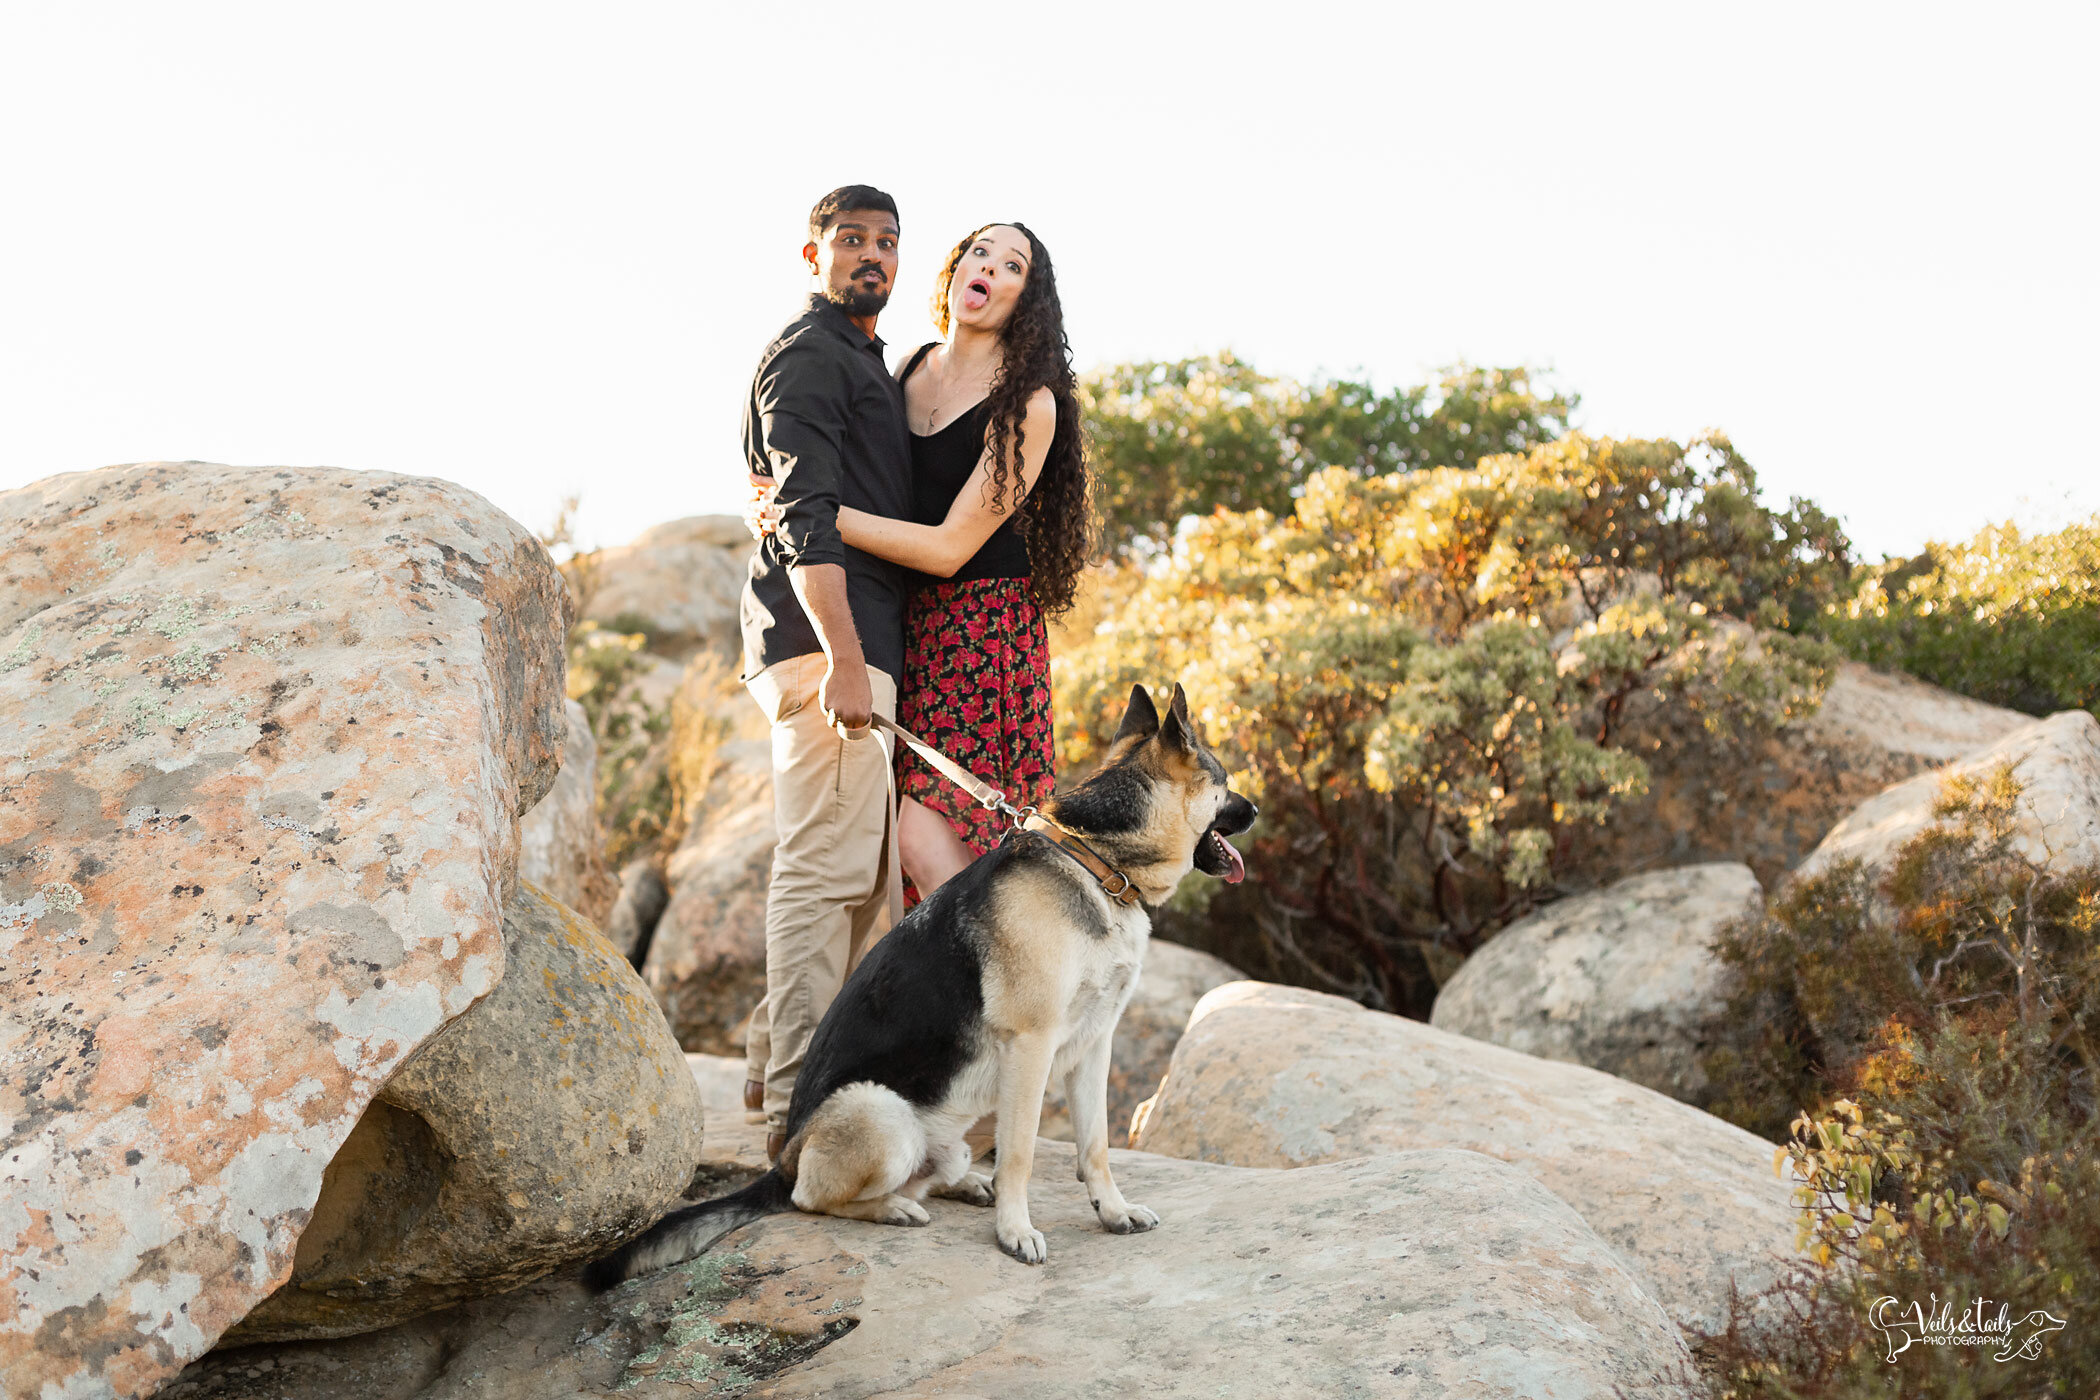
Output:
825 279 891 318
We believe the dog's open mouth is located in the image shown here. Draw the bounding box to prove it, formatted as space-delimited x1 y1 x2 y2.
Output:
1209 828 1245 884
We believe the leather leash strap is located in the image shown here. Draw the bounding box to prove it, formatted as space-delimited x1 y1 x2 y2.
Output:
869 713 1143 908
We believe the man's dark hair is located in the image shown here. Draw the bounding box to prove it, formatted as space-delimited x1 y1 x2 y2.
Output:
808 185 899 243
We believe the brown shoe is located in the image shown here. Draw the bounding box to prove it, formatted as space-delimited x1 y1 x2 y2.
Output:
743 1079 764 1113
766 1130 787 1163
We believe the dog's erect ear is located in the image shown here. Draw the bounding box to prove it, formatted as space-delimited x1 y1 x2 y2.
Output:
1168 684 1193 727
1113 685 1160 745
1159 683 1197 756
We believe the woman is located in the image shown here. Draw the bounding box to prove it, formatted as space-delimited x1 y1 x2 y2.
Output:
753 222 1093 900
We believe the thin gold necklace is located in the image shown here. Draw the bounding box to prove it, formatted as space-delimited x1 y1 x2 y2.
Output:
924 349 996 432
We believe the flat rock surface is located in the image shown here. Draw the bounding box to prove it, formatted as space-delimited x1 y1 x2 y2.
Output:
1430 863 1762 1104
1800 708 2100 878
1134 981 1800 1338
225 884 706 1343
166 1141 1695 1399
517 699 615 926
687 1053 769 1168
0 463 568 1398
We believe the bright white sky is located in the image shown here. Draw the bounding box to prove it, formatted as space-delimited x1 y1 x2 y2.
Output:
3 3 2093 562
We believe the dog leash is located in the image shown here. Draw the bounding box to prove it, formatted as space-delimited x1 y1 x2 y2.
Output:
868 713 1143 908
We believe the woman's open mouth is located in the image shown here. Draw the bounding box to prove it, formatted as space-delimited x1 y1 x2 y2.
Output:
961 277 990 311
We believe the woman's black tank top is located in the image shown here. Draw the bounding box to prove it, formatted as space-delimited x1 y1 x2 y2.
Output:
902 343 1031 582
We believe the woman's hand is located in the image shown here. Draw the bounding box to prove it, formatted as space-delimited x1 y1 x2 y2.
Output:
744 471 782 541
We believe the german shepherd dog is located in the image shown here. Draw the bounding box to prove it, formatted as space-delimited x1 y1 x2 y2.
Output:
588 683 1255 1285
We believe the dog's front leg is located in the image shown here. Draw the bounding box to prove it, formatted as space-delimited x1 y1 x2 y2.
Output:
992 1030 1057 1264
1066 1028 1158 1235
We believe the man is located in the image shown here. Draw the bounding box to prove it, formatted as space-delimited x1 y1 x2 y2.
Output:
739 186 912 1160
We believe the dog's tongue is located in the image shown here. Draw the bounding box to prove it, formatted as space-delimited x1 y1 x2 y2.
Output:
1219 832 1245 884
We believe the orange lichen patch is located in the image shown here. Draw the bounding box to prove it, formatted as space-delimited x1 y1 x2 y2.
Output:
0 463 570 1398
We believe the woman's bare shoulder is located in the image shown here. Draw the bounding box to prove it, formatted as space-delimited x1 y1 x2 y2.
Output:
894 341 942 383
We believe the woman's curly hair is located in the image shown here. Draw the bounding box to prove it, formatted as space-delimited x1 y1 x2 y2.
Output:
930 222 1096 619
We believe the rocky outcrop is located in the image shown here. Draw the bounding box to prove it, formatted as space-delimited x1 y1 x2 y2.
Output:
1430 862 1761 1104
602 856 668 965
1581 659 2030 889
223 883 705 1343
643 705 773 1054
1039 938 1243 1143
1799 709 2100 879
169 1140 1696 1400
579 515 748 659
0 464 570 1398
1132 982 1799 1338
516 698 616 926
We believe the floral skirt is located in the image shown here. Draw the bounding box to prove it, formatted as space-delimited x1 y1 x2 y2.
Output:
895 577 1055 880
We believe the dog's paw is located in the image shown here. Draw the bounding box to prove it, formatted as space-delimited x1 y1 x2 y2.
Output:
878 1197 932 1227
1096 1200 1160 1235
997 1223 1048 1264
934 1171 995 1206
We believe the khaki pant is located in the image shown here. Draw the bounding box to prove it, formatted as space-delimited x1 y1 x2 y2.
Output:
742 654 903 1128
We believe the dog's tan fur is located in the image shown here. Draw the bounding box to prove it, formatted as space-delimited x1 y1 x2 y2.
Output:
588 684 1253 1283
779 687 1240 1261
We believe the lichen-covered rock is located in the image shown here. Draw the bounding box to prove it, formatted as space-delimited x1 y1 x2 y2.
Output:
517 698 616 926
1039 938 1242 1143
581 516 748 659
603 856 669 965
1799 709 2100 879
1430 863 1761 1104
0 463 569 1398
644 723 773 1055
222 882 705 1343
166 1141 1695 1400
1133 982 1799 1338
1579 659 2030 889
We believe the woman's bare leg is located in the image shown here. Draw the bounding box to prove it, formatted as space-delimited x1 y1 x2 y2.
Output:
899 798 998 1152
898 796 976 898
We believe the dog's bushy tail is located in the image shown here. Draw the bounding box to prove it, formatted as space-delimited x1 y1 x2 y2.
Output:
584 1169 794 1291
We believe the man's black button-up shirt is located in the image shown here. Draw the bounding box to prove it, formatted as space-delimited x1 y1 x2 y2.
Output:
739 294 913 683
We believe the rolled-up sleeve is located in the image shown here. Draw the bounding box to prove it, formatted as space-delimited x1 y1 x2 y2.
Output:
755 342 848 569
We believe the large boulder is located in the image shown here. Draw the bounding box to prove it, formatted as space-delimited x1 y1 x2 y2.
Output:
1799 709 2100 880
166 1141 1696 1400
1581 659 2031 889
0 464 569 1398
1430 862 1761 1104
1132 982 1799 1338
579 515 748 659
516 698 616 926
222 882 705 1343
1039 938 1242 1143
643 686 773 1054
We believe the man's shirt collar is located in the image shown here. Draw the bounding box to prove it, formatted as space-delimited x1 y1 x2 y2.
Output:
804 292 886 355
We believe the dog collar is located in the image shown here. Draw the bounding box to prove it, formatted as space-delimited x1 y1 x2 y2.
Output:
1024 821 1144 908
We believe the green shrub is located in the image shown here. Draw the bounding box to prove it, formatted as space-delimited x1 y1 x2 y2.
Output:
1704 764 2100 1139
1702 772 2100 1395
566 621 673 867
1054 432 1846 1014
1814 517 2100 719
1078 356 1576 558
